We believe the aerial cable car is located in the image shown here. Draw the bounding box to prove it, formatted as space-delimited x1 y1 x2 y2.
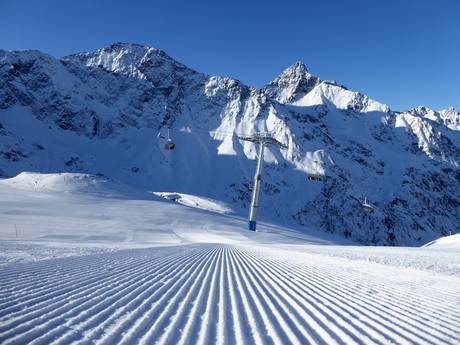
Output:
361 196 374 214
308 173 322 182
157 128 176 150
307 160 323 182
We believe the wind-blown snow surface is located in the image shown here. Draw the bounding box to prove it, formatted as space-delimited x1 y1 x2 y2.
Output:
1 43 459 245
0 174 459 344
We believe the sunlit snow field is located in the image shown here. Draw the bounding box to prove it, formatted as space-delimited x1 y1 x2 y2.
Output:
0 173 459 344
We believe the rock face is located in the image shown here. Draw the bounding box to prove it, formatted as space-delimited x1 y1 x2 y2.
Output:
1 42 459 245
263 61 321 103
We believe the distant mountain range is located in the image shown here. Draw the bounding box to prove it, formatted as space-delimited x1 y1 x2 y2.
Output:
1 42 459 245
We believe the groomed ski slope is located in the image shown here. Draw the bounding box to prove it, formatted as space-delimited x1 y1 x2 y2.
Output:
0 173 459 344
1 245 459 345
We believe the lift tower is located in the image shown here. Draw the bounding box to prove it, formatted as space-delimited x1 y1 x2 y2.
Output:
238 133 288 231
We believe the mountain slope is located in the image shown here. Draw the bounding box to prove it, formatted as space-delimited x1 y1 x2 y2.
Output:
0 42 459 245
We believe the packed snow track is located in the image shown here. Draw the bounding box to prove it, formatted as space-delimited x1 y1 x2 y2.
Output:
1 244 459 345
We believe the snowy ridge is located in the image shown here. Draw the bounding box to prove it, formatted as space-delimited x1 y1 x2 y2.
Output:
423 233 460 250
0 43 459 245
0 172 153 201
0 172 107 192
292 82 389 113
440 107 460 131
64 42 195 83
0 244 459 345
408 106 460 131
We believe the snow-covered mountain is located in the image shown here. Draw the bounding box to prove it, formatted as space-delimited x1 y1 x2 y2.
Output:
1 42 459 246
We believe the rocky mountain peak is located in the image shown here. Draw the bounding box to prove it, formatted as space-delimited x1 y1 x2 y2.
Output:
263 61 321 104
440 107 460 131
281 61 310 78
410 105 435 116
98 42 175 63
406 106 460 131
62 42 190 80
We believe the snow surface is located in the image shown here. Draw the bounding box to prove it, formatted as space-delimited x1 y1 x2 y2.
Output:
1 173 459 344
153 192 233 214
0 173 344 262
423 233 460 250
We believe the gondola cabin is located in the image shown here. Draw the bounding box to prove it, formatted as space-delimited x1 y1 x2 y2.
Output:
164 139 175 150
361 197 374 214
308 174 322 182
158 128 176 150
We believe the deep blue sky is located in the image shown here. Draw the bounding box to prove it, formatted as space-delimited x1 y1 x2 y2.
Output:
1 0 459 111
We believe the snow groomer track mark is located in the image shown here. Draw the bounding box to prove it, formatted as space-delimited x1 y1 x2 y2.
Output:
0 244 459 345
